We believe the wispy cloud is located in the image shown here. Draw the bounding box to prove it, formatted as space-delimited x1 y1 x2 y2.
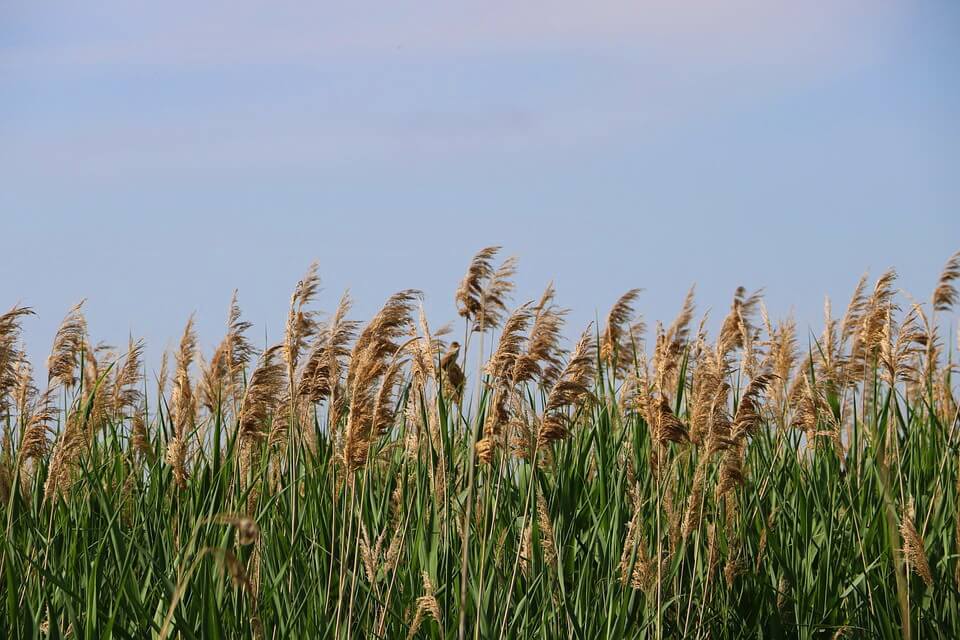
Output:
0 1 914 182
2 1 904 71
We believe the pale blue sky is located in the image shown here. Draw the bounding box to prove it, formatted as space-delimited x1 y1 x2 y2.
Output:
1 1 958 375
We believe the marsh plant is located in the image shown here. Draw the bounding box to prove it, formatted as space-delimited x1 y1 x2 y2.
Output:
1 248 959 639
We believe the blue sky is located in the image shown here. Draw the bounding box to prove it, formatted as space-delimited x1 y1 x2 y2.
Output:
1 1 958 375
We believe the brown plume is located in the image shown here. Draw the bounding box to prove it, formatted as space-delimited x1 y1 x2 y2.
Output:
18 386 58 465
47 300 87 388
238 345 286 472
0 305 34 417
476 256 518 332
455 246 517 332
601 288 643 372
539 324 597 445
201 290 257 412
166 315 197 489
932 250 960 312
284 261 321 376
344 290 419 471
300 291 358 406
486 303 532 382
456 246 499 323
900 497 933 588
654 286 695 396
513 283 567 386
111 336 145 417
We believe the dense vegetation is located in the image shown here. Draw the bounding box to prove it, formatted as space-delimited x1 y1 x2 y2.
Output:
1 248 959 639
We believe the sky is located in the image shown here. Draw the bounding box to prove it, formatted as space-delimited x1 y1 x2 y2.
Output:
1 1 958 379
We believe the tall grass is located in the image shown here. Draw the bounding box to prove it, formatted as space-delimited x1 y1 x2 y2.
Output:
0 248 958 639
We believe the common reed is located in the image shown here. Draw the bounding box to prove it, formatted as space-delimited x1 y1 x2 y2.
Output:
1 250 958 640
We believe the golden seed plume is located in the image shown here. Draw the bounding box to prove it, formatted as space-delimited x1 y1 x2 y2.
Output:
513 283 567 386
238 345 286 458
226 289 256 382
839 273 869 347
407 304 439 393
157 349 170 403
283 261 321 376
731 372 774 439
167 315 197 489
932 249 960 312
455 246 517 332
601 288 643 372
539 324 597 445
456 246 500 323
476 255 518 332
0 305 35 417
18 386 58 465
44 407 89 501
900 497 933 588
111 336 145 417
47 300 87 388
201 290 257 413
654 395 688 445
407 571 442 639
535 492 558 566
859 269 898 350
130 412 154 462
170 315 197 435
486 303 532 382
13 356 38 427
344 290 419 471
654 285 695 396
299 291 358 405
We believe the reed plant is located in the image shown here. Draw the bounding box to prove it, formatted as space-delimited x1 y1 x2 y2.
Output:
1 248 958 639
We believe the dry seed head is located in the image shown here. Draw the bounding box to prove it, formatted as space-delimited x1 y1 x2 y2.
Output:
17 386 58 464
43 409 88 501
682 461 708 540
619 504 654 591
157 350 169 402
407 571 441 639
513 283 567 386
536 493 557 566
486 303 532 382
840 273 869 348
455 246 500 323
47 301 86 388
283 261 321 375
200 291 256 414
170 315 198 440
344 290 419 471
476 255 518 332
932 249 960 312
406 304 437 391
130 411 154 462
654 395 688 445
12 353 37 424
601 288 643 371
238 345 286 455
111 336 145 416
358 523 378 584
653 286 695 396
164 434 188 490
900 497 933 588
539 324 596 445
225 289 256 387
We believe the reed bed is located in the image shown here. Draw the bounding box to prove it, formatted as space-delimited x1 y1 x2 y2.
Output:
1 248 959 639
